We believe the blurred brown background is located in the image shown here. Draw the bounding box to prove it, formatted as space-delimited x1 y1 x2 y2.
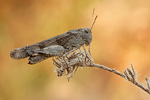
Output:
0 0 150 100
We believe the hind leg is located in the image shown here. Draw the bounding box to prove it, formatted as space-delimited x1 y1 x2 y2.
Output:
28 45 65 56
28 45 65 64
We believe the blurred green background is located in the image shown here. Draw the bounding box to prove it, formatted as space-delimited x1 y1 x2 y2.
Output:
0 0 150 100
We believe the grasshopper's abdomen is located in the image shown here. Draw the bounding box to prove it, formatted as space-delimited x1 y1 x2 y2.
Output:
10 45 42 59
10 48 29 59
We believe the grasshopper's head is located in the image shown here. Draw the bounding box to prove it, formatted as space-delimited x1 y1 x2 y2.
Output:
82 27 92 46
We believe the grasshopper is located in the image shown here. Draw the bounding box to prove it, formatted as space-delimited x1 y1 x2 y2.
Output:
10 9 97 65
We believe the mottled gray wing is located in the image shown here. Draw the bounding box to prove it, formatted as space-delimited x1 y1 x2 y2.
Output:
10 30 77 59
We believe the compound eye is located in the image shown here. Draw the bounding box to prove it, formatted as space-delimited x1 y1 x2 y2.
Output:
85 30 88 33
84 28 90 33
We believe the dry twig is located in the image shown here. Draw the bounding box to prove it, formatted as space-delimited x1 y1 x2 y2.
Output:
52 48 150 94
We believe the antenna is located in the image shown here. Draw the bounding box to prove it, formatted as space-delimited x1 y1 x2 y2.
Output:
90 8 98 30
